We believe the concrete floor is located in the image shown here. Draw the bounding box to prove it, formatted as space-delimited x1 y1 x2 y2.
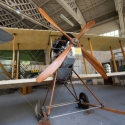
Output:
0 84 125 125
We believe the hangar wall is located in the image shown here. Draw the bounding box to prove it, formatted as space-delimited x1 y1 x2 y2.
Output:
88 16 125 36
88 19 119 35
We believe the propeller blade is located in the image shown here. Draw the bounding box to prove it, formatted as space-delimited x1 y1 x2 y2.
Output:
38 7 72 41
80 45 107 79
36 44 73 83
76 20 95 40
38 7 107 80
84 102 125 115
76 21 107 79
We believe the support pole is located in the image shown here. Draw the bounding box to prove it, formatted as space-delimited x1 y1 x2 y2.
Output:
16 43 19 79
81 45 88 74
11 35 16 79
50 36 53 63
83 56 88 74
73 69 103 106
119 40 125 60
64 83 78 101
88 38 97 73
88 38 94 55
49 36 53 62
22 87 26 95
70 79 78 100
110 46 118 72
48 72 57 115
42 81 53 106
50 36 53 51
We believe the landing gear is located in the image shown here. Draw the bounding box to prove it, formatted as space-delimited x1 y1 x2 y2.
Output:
35 100 43 121
35 100 51 124
78 92 89 109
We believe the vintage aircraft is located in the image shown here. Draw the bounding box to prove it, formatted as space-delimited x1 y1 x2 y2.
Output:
0 7 125 125
34 7 125 124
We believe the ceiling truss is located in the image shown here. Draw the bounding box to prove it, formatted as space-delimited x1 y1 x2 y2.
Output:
114 0 125 37
0 0 123 33
56 0 86 27
0 7 30 28
0 0 52 29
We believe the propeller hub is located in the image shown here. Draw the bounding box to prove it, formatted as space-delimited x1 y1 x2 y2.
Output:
71 38 79 46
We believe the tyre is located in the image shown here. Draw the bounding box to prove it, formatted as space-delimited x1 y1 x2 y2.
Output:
79 92 89 109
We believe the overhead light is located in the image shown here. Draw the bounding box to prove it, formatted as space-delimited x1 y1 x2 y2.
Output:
21 16 24 19
16 9 20 14
60 14 74 27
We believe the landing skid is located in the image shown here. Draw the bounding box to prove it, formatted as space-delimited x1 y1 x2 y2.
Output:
35 100 50 125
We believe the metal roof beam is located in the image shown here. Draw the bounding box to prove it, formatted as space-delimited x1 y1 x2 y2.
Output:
81 0 107 12
114 0 125 37
49 8 63 16
0 0 51 29
56 0 86 28
0 7 30 28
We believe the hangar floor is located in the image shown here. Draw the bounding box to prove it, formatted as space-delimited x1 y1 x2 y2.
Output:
0 84 125 125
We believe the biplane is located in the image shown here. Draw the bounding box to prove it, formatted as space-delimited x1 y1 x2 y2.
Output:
0 7 125 125
35 8 125 124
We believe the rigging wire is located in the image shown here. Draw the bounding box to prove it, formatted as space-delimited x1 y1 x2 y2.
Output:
50 106 101 119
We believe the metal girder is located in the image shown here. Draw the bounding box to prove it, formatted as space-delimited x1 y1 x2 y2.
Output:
0 0 51 29
89 10 116 21
81 0 107 12
114 0 125 37
11 19 24 28
0 7 30 28
56 0 86 27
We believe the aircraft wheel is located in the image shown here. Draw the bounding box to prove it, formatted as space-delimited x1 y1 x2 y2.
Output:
78 92 89 109
35 100 43 121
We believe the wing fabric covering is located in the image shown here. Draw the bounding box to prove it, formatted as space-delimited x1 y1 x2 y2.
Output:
36 7 107 83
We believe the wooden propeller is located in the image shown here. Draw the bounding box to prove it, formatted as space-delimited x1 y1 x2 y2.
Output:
76 20 95 40
36 8 125 116
36 44 73 83
38 8 72 42
36 7 107 83
84 102 125 115
80 45 107 79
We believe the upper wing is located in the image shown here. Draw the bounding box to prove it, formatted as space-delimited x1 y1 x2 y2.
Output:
0 28 125 51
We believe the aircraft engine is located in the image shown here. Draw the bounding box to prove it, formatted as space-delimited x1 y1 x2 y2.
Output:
50 34 76 83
